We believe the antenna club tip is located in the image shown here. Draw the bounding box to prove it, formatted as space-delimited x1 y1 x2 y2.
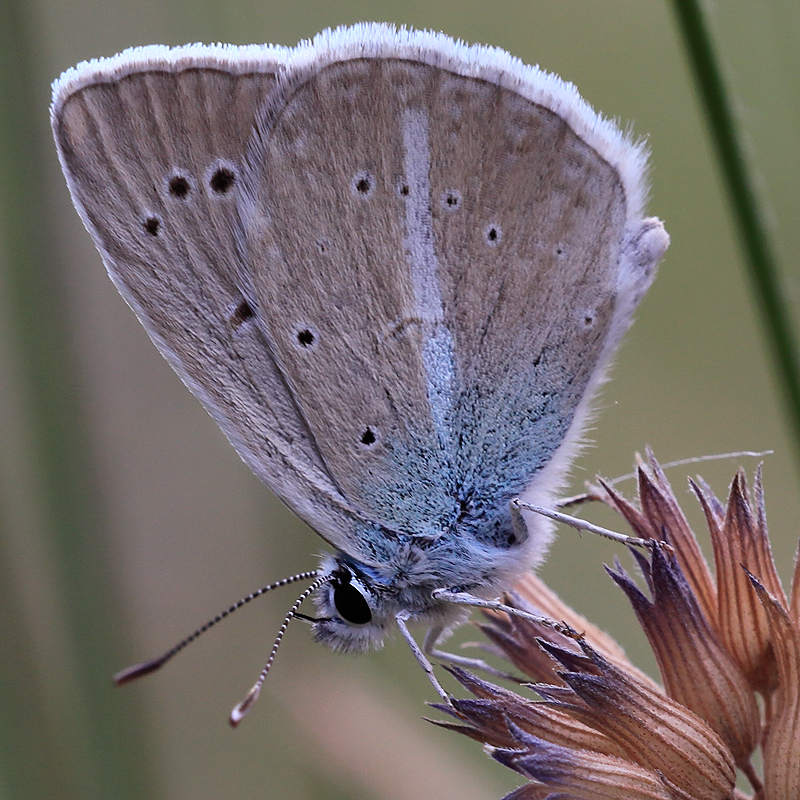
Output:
229 708 244 728
113 658 165 686
229 686 261 727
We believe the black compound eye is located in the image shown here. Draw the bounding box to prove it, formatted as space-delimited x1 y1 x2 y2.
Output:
333 581 372 625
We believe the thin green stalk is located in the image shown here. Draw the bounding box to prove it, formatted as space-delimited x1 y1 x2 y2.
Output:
670 0 800 469
0 1 159 797
0 496 82 800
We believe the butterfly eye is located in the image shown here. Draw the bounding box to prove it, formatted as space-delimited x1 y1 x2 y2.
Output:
333 581 372 625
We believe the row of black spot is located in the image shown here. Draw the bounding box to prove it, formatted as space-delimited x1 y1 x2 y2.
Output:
353 172 463 213
142 165 237 236
351 174 503 248
145 167 500 247
167 166 237 198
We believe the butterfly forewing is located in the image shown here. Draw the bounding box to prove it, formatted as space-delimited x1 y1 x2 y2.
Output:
52 53 367 549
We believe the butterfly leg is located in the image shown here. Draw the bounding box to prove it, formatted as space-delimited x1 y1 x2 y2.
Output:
513 499 651 549
422 624 519 680
395 611 452 704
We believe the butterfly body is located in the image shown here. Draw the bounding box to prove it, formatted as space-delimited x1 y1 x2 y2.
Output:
51 24 668 657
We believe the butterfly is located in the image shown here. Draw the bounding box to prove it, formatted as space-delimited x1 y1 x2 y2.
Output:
51 22 668 721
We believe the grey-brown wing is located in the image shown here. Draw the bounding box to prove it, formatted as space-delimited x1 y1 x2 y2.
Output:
51 47 368 549
239 39 665 541
241 57 459 541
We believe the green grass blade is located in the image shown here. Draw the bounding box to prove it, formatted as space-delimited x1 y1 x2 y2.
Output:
670 0 800 467
0 1 160 797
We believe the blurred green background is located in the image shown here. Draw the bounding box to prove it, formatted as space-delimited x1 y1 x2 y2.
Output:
1 1 798 798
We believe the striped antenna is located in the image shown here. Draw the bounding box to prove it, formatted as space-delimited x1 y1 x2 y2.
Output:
229 574 329 727
114 570 320 685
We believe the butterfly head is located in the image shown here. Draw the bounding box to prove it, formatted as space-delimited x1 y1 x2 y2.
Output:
311 551 460 653
310 555 392 652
